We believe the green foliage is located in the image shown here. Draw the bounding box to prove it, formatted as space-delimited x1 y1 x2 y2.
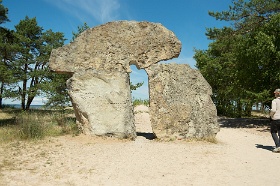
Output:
130 81 144 91
133 98 149 106
42 73 72 108
38 29 70 108
71 22 90 42
194 0 280 117
0 2 13 108
0 27 16 108
41 22 91 109
208 0 280 35
0 0 9 26
1 16 66 110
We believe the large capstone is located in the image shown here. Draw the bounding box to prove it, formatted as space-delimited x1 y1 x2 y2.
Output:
50 21 181 73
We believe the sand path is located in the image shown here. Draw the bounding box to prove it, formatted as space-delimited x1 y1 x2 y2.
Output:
0 106 279 186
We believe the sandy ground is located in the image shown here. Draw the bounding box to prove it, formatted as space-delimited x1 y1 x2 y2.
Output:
0 105 279 186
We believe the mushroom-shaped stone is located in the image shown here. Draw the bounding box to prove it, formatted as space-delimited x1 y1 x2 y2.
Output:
49 21 181 139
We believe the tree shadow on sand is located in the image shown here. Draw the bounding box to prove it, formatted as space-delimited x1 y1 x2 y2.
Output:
218 117 275 151
218 117 270 131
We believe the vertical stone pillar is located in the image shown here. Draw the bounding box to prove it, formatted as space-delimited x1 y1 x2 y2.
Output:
146 63 220 140
67 70 136 139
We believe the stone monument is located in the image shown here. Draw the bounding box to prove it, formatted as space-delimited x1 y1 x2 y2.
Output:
49 20 219 140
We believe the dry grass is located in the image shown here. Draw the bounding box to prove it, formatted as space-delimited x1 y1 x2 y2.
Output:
251 110 269 118
0 126 20 142
154 135 218 144
0 110 14 119
0 108 79 143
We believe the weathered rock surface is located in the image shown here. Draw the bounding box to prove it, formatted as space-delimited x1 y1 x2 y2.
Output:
146 63 220 139
50 20 219 140
50 21 181 73
67 69 135 139
49 21 181 139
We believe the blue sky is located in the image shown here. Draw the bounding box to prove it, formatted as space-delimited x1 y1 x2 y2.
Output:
2 0 232 105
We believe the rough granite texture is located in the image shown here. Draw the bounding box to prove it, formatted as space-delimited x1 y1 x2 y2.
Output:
146 63 220 139
50 21 181 73
49 21 181 139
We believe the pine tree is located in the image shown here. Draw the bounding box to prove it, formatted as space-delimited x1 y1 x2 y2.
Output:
0 0 9 26
11 16 65 110
0 0 11 108
194 0 280 117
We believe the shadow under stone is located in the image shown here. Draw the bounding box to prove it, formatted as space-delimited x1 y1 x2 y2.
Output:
136 132 156 140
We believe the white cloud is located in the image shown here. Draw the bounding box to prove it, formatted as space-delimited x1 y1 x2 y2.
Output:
45 0 121 24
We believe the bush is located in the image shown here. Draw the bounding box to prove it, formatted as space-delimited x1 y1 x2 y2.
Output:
54 112 80 136
133 98 149 107
0 108 80 142
10 109 80 140
16 112 46 140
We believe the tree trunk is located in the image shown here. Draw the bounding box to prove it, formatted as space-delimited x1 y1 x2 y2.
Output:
21 63 28 110
0 82 3 109
236 99 242 118
21 80 26 110
26 95 35 110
